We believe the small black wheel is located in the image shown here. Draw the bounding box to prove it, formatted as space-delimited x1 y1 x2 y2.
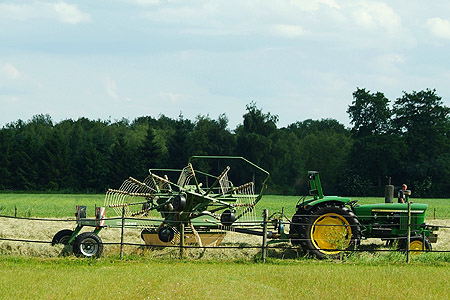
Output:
158 226 175 243
52 229 74 246
399 236 432 254
172 194 187 212
52 229 74 256
220 209 235 226
73 232 103 258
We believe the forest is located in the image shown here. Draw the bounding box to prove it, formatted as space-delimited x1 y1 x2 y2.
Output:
0 88 449 197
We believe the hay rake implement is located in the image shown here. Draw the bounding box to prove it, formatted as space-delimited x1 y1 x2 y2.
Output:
52 156 271 257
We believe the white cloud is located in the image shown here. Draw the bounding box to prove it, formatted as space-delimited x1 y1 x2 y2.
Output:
0 2 90 24
322 0 341 9
0 3 33 21
126 0 162 6
105 76 119 101
50 3 91 24
351 2 402 35
1 63 20 80
426 17 450 40
289 0 341 11
270 24 306 38
159 92 189 103
0 96 21 104
374 53 405 68
104 76 133 103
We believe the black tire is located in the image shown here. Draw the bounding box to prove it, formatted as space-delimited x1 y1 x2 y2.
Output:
72 232 103 258
172 194 186 212
291 203 361 259
289 207 307 246
52 229 74 256
158 226 175 243
52 229 74 246
220 209 235 226
399 236 432 254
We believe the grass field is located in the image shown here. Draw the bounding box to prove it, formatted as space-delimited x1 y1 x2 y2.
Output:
0 193 450 299
0 256 449 300
0 194 105 218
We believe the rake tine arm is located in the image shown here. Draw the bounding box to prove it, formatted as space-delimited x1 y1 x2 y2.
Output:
204 166 231 196
127 177 158 193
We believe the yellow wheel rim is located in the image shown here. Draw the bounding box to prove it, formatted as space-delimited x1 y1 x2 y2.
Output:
410 240 424 254
311 213 352 255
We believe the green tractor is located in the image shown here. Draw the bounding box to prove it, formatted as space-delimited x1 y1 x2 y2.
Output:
288 171 438 259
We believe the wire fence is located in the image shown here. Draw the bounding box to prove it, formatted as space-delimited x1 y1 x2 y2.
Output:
0 208 449 262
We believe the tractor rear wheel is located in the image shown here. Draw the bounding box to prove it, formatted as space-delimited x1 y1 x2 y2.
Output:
399 236 432 254
73 232 104 258
291 203 361 259
289 207 307 246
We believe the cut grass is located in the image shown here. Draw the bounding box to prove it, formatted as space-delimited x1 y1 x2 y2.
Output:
0 256 449 300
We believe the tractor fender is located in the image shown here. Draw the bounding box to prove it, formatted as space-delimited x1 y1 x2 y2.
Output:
301 196 352 211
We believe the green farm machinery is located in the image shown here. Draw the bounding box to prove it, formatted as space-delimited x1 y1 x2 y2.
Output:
52 156 438 259
52 156 271 257
288 171 438 258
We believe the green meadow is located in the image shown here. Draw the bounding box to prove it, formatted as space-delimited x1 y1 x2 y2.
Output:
0 256 449 300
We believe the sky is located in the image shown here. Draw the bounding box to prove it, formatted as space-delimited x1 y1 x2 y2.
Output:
1 0 450 130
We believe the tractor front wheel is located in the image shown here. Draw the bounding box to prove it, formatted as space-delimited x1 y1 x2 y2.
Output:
399 236 432 254
291 204 361 259
73 232 104 258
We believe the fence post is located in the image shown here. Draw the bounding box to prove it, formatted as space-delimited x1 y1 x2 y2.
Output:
14 206 17 218
406 201 411 263
120 206 125 259
262 209 268 263
434 208 436 220
422 230 425 252
180 223 185 259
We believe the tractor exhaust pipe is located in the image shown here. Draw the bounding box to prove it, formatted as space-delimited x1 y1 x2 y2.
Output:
385 177 394 203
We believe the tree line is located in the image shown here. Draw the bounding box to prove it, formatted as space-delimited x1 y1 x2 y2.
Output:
0 88 449 197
